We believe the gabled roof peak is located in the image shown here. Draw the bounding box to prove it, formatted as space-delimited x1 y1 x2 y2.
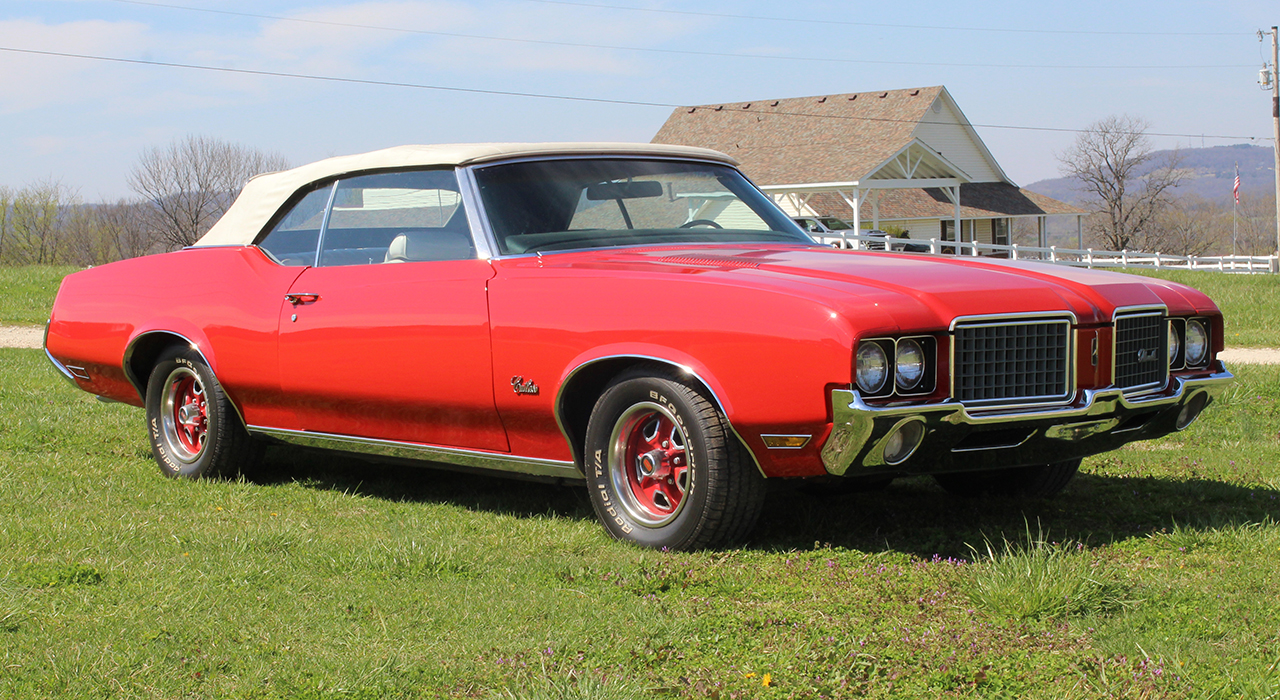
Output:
681 85 945 114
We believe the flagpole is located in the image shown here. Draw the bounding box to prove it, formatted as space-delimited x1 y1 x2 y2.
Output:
1232 161 1240 257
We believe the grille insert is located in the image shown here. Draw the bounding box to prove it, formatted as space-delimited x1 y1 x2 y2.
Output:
1114 312 1167 391
954 318 1071 404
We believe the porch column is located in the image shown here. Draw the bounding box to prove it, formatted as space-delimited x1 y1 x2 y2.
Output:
953 186 961 251
849 188 861 248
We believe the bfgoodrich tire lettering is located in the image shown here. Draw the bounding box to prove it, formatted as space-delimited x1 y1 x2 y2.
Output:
584 366 765 550
144 345 259 480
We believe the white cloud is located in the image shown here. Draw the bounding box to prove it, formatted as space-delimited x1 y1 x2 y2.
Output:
0 19 152 113
247 0 706 78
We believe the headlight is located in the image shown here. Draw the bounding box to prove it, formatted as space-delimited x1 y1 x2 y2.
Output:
856 342 889 394
895 339 925 391
1185 320 1208 366
1167 322 1182 367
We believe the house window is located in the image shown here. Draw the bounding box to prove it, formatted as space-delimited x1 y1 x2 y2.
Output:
993 218 1010 246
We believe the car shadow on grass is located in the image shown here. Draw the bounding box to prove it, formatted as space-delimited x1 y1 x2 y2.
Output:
753 473 1280 559
250 445 592 520
252 446 1280 559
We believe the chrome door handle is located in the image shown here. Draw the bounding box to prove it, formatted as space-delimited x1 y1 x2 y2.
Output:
285 293 321 305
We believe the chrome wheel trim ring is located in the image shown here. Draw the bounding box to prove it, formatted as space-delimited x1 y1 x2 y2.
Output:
606 401 692 528
159 366 207 463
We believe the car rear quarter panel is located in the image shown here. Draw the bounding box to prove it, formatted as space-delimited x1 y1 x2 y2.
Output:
47 247 304 426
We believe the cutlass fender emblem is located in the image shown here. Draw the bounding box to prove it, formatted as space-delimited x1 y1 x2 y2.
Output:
511 376 540 395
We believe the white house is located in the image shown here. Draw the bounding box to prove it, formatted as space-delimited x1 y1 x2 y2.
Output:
652 86 1083 248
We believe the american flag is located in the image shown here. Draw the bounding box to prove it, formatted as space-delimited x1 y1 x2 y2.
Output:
1234 163 1240 204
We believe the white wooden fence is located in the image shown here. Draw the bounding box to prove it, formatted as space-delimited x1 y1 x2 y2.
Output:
821 234 1280 274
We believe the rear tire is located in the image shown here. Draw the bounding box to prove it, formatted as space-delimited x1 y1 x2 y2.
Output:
933 459 1080 498
144 345 260 479
583 366 765 550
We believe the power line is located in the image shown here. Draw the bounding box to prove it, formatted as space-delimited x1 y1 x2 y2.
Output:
1 44 1269 143
519 0 1251 37
99 0 1254 70
0 45 670 107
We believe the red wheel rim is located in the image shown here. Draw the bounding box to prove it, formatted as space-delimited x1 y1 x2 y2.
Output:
160 367 208 463
608 402 690 527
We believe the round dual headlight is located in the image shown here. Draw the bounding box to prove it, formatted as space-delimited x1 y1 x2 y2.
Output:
856 342 888 394
1167 323 1182 366
1185 320 1208 366
895 339 926 391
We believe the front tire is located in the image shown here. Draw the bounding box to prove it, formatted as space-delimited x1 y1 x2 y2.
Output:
584 367 765 550
932 458 1081 498
144 345 258 479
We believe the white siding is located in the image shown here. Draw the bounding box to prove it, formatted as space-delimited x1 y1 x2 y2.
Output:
912 98 1001 183
880 218 941 241
713 200 771 230
973 218 993 244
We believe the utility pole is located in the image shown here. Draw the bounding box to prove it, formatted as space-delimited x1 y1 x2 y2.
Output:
1265 27 1280 257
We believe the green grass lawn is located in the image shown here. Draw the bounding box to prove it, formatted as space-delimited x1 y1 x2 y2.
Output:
0 265 79 327
1122 268 1280 348
3 347 1279 698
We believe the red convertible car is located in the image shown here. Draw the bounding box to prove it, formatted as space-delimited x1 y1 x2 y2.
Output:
45 143 1231 550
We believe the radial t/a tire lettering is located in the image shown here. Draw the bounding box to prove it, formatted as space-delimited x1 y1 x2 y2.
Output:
583 366 765 550
143 345 259 480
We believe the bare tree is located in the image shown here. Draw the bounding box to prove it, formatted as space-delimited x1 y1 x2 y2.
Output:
128 135 289 249
7 180 75 264
1057 115 1186 251
60 200 154 266
0 185 12 263
1149 196 1221 257
1236 193 1279 256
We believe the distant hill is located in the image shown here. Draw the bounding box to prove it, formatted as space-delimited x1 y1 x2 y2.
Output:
1024 143 1275 205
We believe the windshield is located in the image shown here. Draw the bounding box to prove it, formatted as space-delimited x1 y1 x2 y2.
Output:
473 158 813 254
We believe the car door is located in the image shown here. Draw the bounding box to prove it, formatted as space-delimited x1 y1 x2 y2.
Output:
271 169 509 452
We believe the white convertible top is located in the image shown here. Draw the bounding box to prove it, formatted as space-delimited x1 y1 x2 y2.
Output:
194 142 737 247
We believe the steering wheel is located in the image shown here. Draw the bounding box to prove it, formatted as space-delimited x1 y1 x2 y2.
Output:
679 219 723 229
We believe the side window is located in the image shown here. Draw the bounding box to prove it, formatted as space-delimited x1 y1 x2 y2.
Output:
320 169 473 266
257 185 332 266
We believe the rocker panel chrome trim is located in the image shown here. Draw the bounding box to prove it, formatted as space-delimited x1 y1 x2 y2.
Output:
248 426 583 480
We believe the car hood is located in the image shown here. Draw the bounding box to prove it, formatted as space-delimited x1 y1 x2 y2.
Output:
537 244 1220 333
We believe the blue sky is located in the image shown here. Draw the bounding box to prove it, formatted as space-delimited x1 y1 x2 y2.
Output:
1 0 1276 201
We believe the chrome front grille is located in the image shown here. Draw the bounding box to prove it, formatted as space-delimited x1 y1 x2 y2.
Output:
953 317 1072 405
1114 311 1167 391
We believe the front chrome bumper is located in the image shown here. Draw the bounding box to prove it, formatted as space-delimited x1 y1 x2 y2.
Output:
821 363 1234 476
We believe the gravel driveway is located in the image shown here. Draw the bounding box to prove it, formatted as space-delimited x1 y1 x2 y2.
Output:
0 326 42 349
